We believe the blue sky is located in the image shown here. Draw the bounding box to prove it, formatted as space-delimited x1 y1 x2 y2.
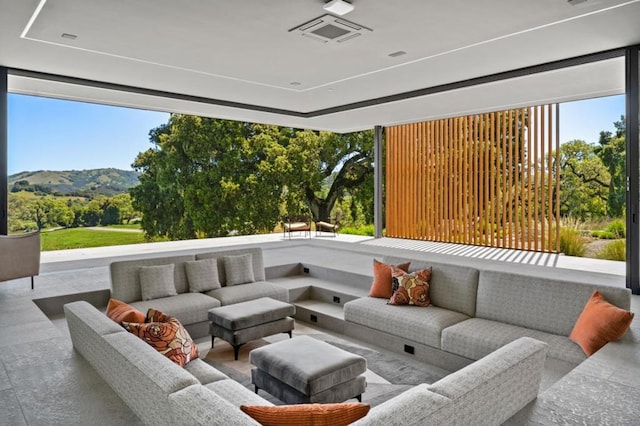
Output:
7 93 626 175
8 95 169 175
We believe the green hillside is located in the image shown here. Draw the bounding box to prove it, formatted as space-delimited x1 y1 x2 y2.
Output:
9 168 139 196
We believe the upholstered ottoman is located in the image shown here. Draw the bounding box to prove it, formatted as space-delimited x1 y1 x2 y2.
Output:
208 297 295 360
250 335 367 404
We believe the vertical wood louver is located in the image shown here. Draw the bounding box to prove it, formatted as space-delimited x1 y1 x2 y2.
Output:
385 105 560 253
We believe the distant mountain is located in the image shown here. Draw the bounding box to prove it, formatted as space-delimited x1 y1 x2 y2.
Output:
8 168 139 197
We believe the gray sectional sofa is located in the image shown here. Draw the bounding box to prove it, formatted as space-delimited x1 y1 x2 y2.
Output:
109 247 288 339
64 300 548 425
344 255 632 373
65 245 635 424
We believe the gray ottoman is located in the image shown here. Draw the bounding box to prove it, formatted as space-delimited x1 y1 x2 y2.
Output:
208 297 295 360
250 335 367 404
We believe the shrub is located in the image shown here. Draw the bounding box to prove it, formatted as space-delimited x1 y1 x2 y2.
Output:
591 230 617 239
596 240 626 261
559 227 586 257
340 224 375 236
605 219 626 238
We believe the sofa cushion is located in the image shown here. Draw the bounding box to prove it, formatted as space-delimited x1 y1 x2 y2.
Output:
369 259 410 298
183 359 229 385
441 318 586 364
185 258 221 292
206 378 274 407
123 309 199 367
106 298 146 324
196 247 266 286
389 267 431 307
168 385 262 426
139 264 179 300
240 403 370 426
129 292 220 326
383 256 479 317
344 296 469 349
206 281 288 306
476 270 632 336
224 254 256 286
110 255 194 302
352 384 451 425
569 290 634 356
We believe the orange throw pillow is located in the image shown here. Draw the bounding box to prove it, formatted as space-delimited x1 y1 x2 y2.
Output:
106 298 145 324
240 403 370 426
569 290 634 356
369 259 410 298
123 309 199 366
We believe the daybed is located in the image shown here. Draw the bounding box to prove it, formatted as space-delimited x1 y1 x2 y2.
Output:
64 300 548 426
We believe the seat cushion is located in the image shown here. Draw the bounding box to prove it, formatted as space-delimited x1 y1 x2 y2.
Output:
206 281 289 306
344 296 469 349
441 318 586 365
249 336 366 395
183 359 229 385
208 297 295 330
129 292 220 326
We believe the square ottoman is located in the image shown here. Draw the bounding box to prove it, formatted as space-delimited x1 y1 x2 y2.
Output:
208 297 295 360
250 335 367 404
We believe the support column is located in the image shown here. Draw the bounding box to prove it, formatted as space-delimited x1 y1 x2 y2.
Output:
0 67 7 235
626 46 640 295
374 125 384 238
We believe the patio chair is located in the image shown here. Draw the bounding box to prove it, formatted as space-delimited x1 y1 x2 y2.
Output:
283 215 311 239
315 212 341 236
0 231 41 289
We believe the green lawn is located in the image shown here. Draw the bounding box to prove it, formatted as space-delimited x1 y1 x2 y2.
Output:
41 228 146 251
105 223 142 230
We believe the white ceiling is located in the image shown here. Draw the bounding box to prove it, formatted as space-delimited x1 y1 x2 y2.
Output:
1 0 638 132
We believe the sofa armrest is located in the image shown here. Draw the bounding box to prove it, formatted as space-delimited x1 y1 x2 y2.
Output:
428 337 548 426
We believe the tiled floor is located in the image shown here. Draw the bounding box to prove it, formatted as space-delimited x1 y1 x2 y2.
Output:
0 234 637 425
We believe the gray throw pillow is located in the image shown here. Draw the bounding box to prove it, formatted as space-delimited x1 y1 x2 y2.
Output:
223 253 255 286
139 264 178 300
185 258 221 292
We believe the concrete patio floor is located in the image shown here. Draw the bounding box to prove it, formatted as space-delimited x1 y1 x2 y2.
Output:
0 234 637 425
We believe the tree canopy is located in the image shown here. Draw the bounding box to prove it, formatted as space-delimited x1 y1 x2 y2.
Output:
130 115 374 239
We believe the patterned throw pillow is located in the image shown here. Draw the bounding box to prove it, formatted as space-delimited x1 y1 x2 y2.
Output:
123 309 199 366
106 298 146 325
388 267 432 307
240 403 370 426
369 259 411 298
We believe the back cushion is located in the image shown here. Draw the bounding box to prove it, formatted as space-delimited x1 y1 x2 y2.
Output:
196 247 266 286
383 256 479 317
476 270 632 336
110 255 195 302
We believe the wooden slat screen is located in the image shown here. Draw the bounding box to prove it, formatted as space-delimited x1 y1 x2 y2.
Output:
385 105 560 252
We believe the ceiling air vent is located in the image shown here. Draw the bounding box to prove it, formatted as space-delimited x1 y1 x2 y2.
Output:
289 14 372 44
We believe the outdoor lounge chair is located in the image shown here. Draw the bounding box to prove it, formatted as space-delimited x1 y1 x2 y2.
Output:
283 215 311 239
315 213 341 236
0 231 41 289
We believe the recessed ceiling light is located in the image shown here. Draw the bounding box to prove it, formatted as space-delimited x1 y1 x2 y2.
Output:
61 33 77 40
388 51 407 58
290 82 302 86
323 0 354 16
